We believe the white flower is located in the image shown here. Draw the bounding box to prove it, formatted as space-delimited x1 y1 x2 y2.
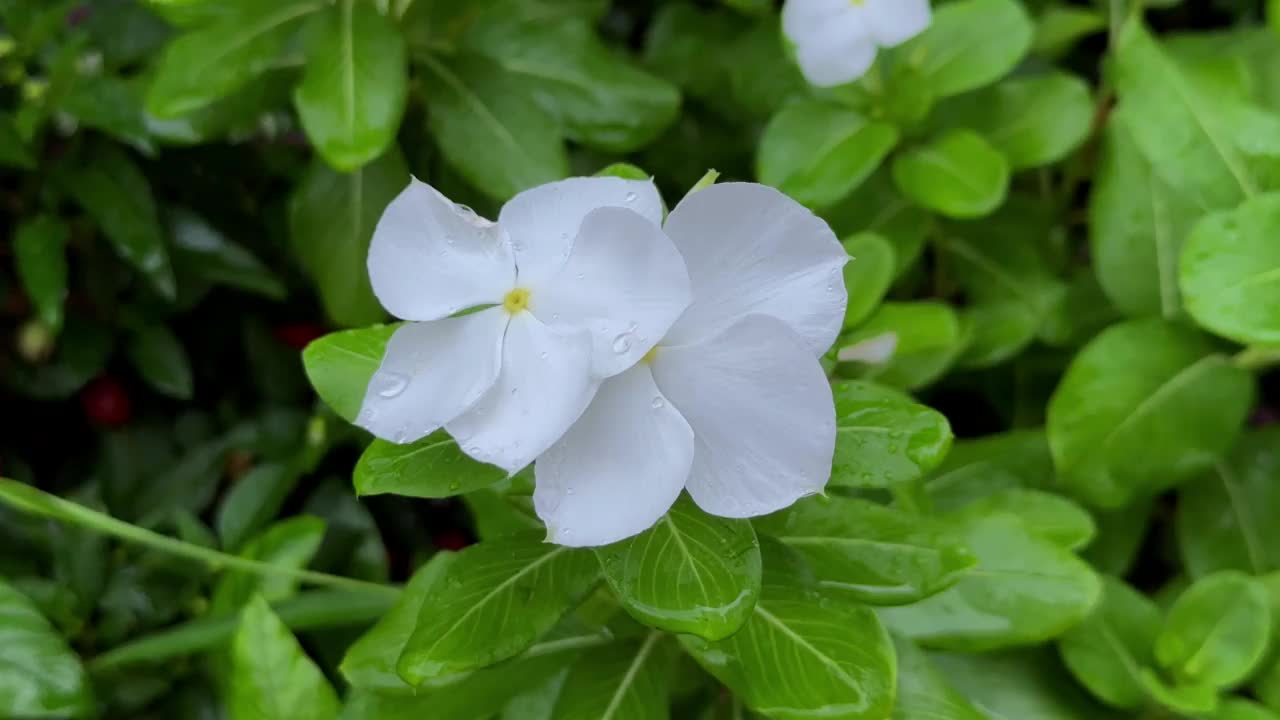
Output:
357 177 691 474
534 183 850 547
782 0 931 88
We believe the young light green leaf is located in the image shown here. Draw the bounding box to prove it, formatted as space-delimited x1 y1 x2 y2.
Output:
1058 576 1162 709
0 578 93 718
756 494 975 605
828 381 953 490
230 595 340 720
354 432 507 498
14 216 70 332
1213 699 1280 720
596 496 760 641
126 324 194 400
1181 191 1280 345
1136 668 1219 716
952 489 1096 551
294 0 408 171
289 146 406 327
1047 318 1253 508
758 100 898 208
1032 6 1106 57
893 129 1009 219
550 634 673 720
842 233 896 330
302 325 398 423
956 72 1092 169
892 637 987 720
1155 570 1272 688
879 514 1101 651
397 532 601 685
899 0 1032 98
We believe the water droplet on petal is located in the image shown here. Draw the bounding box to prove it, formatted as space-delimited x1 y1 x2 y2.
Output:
374 372 410 399
539 351 549 359
566 487 576 496
651 396 665 409
611 332 634 354
624 192 638 203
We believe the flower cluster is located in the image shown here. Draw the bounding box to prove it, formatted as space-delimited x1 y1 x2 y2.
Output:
783 0 932 87
358 175 848 547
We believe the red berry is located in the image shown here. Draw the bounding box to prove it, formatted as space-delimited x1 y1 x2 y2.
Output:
432 529 471 552
81 375 132 427
273 323 326 351
65 4 91 26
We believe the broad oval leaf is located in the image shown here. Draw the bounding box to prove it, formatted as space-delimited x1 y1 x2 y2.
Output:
898 0 1033 98
758 100 898 208
1047 318 1253 508
829 380 953 490
952 489 1096 551
596 496 761 641
294 0 408 171
842 233 896 330
756 494 975 606
550 634 673 720
933 649 1127 720
892 129 1009 219
1181 192 1280 345
0 578 93 718
960 71 1093 169
302 324 398 423
1058 576 1162 709
893 637 987 720
840 302 966 391
397 532 601 685
1155 571 1272 688
355 433 507 499
230 595 340 720
126 324 194 400
879 513 1101 651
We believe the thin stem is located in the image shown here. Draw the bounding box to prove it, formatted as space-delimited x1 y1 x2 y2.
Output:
1234 346 1280 371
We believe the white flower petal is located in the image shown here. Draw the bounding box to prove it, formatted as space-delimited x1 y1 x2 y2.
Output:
368 179 515 321
534 364 693 547
446 312 598 474
662 183 849 355
783 0 878 87
653 315 836 518
356 308 507 444
863 0 931 47
528 207 690 378
499 177 664 285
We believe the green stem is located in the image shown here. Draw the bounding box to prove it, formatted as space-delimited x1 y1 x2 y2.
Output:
1233 346 1280 371
0 479 398 598
89 589 395 673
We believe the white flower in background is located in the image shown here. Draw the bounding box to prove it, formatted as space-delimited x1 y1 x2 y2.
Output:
358 177 691 474
535 184 850 547
782 0 931 87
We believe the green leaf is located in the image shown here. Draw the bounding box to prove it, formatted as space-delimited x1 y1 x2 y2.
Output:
823 171 932 278
842 233 896 330
879 513 1101 651
423 54 568 200
1089 113 1200 319
169 210 286 300
595 496 760 641
1213 699 1280 720
147 0 323 117
1083 500 1154 577
758 100 898 208
0 577 93 718
1178 429 1280 578
60 75 154 154
933 649 1126 720
217 464 299 552
60 144 176 299
955 72 1093 169
1181 191 1280 345
899 0 1033 98
126 324 194 400
840 302 965 390
13 216 69 332
397 532 600 685
302 325 398 422
1047 318 1254 508
464 489 542 541
550 634 673 720
893 129 1009 219
952 489 1096 551
1114 23 1280 210
211 517 328 616
294 0 408 171
289 145 406 327
1057 576 1162 709
756 494 975 606
354 433 507 498
230 595 340 720
828 381 953 489
1032 6 1106 58
1136 669 1218 715
680 543 896 720
0 114 34 169
1155 570 1272 688
892 637 987 720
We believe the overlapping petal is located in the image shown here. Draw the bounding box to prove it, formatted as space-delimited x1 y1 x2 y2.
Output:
367 179 515 321
529 207 691 377
535 364 693 547
662 183 849 355
782 0 878 87
862 0 931 47
652 315 836 518
356 309 507 444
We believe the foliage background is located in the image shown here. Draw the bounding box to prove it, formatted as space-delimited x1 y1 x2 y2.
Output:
4 0 1280 718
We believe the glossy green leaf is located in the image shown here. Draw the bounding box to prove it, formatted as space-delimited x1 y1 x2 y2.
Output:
1058 576 1162 709
147 0 323 117
596 496 760 641
397 532 600 685
893 129 1009 219
217 464 298 552
551 634 673 720
899 0 1033 98
1083 500 1154 577
1181 191 1280 345
952 489 1096 551
60 75 154 154
1136 668 1218 715
294 0 407 171
892 637 987 720
879 514 1101 651
126 324 194 400
959 72 1092 169
1047 318 1253 508
932 650 1126 720
423 54 568 200
1033 6 1106 57
756 494 975 605
840 302 965 390
354 433 507 499
229 595 340 720
0 578 93 718
758 100 898 208
828 381 953 489
1155 570 1272 687
13 216 69 332
842 233 896 330
211 517 328 616
302 325 398 423
289 145 406 327
169 210 286 300
1214 699 1280 720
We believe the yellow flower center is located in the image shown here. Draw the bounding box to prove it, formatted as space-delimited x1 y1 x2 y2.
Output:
502 288 531 314
641 346 660 365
